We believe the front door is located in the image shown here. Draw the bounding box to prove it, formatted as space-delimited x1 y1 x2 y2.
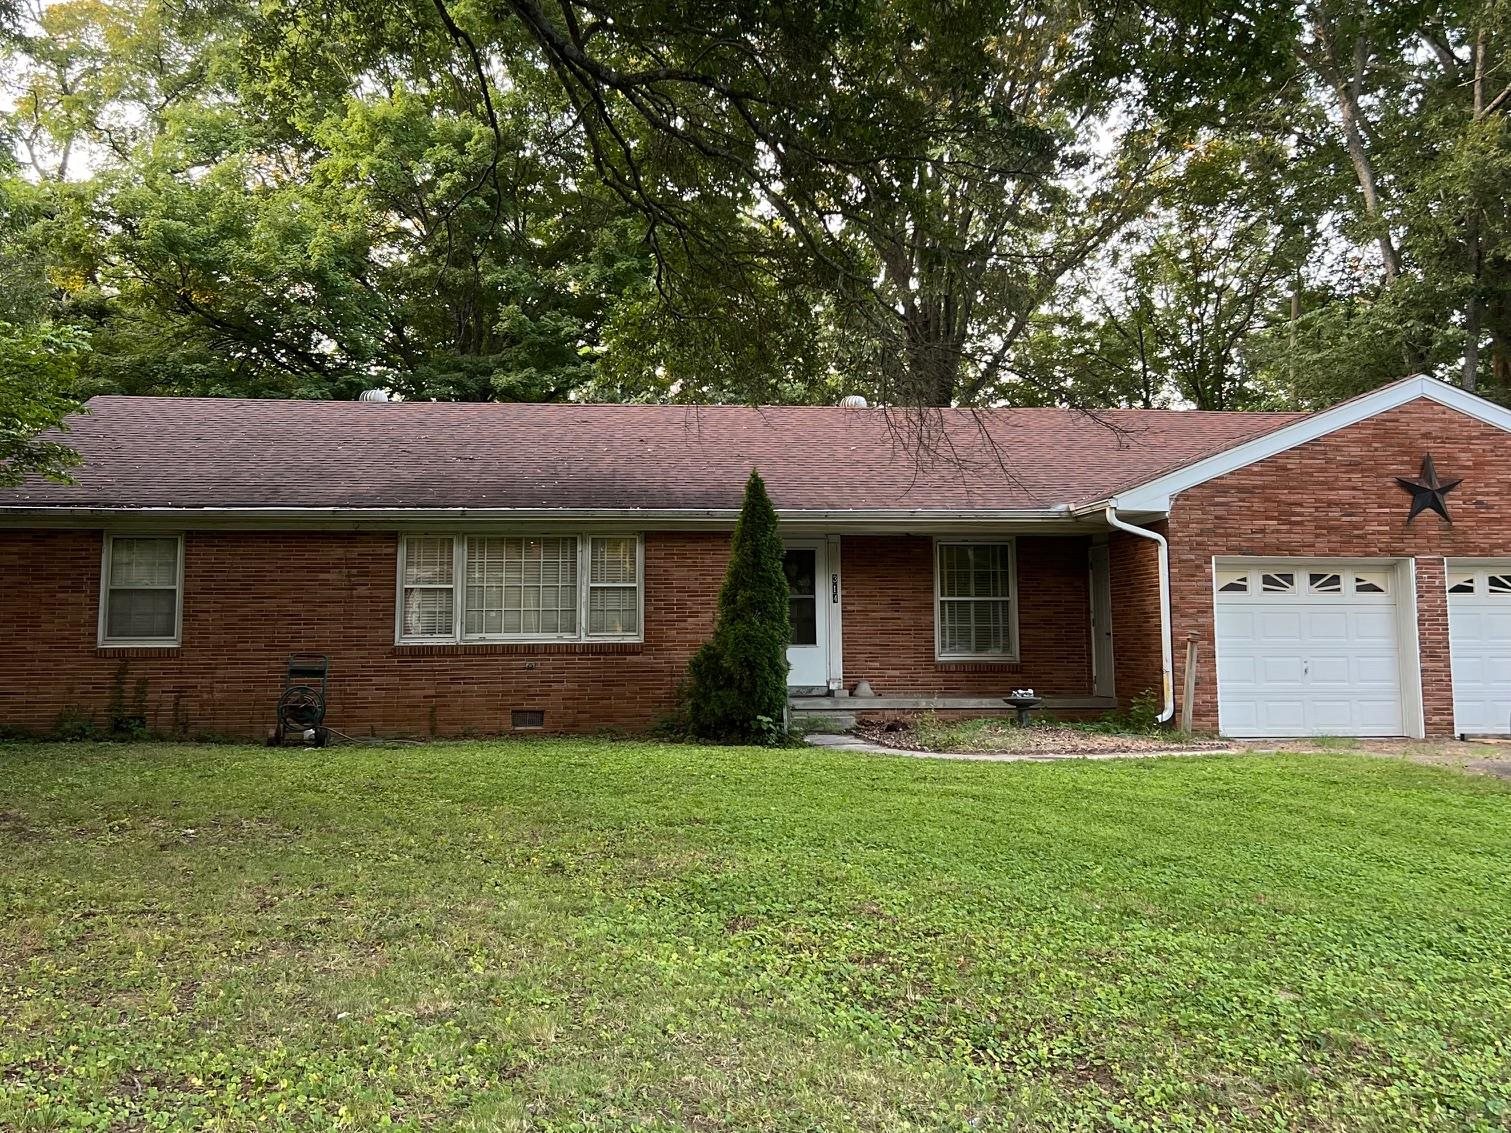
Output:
783 541 829 691
1089 544 1115 698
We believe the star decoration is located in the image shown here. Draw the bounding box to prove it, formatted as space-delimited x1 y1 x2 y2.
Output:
1395 454 1461 524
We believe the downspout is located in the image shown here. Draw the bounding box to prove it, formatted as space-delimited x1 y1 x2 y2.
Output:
1104 503 1176 724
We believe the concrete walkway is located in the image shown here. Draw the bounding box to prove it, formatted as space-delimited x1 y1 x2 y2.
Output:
804 733 1239 763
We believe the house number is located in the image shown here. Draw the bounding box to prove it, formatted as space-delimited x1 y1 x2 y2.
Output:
831 574 840 603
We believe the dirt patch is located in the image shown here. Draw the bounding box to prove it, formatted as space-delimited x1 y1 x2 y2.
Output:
855 722 1231 757
0 809 42 840
1236 737 1511 781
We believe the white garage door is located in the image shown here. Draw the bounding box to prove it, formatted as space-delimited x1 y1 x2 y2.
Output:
1214 563 1404 737
1447 565 1511 736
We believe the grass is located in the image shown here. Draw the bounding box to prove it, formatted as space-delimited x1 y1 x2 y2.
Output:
1 740 1508 1132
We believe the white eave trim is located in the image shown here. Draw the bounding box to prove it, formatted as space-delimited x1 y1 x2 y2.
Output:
0 504 1082 533
1109 375 1511 513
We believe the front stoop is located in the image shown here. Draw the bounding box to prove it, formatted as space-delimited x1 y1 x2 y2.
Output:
789 694 1117 732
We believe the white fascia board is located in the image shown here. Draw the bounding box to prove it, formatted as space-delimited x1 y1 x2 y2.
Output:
1111 375 1511 513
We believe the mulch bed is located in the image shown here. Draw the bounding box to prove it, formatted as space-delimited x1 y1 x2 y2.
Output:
855 721 1233 756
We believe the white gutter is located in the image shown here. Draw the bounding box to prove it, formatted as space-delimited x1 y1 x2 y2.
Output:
0 504 1076 522
1104 503 1175 724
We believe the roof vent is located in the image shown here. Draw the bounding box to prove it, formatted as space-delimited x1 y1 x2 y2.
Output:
358 388 393 402
838 394 869 408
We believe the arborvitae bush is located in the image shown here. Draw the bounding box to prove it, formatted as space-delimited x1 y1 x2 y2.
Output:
685 470 791 743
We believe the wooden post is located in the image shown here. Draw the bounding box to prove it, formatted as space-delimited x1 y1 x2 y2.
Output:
1180 637 1198 734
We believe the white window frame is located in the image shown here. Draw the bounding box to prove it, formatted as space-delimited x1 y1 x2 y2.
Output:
933 537 1019 662
395 533 644 645
98 533 185 647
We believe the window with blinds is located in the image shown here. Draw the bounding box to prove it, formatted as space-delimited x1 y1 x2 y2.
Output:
935 541 1017 659
100 535 182 645
398 534 641 643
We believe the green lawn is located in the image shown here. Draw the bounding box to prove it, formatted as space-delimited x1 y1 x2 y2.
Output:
2 742 1509 1132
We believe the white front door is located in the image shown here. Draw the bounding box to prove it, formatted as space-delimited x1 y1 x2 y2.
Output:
1214 561 1404 737
1447 563 1511 735
784 541 829 691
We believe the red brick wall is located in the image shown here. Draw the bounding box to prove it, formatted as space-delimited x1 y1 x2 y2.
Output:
1107 525 1166 713
840 534 1093 697
0 528 1099 738
0 530 728 738
1168 399 1511 734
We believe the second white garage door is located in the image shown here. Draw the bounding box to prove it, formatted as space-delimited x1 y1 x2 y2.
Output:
1447 565 1511 736
1214 562 1405 737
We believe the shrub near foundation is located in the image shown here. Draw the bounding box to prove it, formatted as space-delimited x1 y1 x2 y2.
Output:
684 470 792 744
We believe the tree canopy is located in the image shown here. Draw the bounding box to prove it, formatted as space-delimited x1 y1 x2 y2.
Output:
1 0 1508 482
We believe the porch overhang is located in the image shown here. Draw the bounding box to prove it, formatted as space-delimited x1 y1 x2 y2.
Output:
0 504 1123 534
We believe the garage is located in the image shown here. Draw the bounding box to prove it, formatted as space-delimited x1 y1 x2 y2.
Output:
1447 564 1511 736
1213 561 1407 737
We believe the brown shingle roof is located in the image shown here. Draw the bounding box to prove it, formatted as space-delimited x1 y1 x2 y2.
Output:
0 396 1309 513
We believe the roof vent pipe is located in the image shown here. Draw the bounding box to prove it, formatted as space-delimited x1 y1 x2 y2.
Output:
838 394 869 408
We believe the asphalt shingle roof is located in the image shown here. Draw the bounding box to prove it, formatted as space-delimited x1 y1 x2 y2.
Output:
0 396 1310 512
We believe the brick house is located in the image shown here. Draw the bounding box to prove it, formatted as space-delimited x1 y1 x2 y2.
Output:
2 374 1509 740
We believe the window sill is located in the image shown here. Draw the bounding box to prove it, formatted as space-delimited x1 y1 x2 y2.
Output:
394 641 644 657
96 645 183 658
935 658 1022 672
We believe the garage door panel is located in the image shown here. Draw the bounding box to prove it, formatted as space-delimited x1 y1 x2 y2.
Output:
1351 655 1399 686
1216 562 1404 738
1448 567 1511 735
1307 611 1350 642
1257 700 1307 733
1256 611 1303 641
1351 617 1397 645
1260 655 1305 685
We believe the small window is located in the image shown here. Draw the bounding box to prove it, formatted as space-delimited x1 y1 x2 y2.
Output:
1353 572 1389 595
587 536 640 636
100 535 182 645
1309 572 1342 594
1260 572 1295 593
400 536 457 640
511 709 545 729
1217 571 1249 593
1489 574 1511 594
936 541 1016 658
1448 575 1476 594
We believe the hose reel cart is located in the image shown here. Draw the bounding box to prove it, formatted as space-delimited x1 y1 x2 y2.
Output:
269 653 331 746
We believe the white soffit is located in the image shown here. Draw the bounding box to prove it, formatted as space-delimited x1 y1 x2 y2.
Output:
1112 375 1511 514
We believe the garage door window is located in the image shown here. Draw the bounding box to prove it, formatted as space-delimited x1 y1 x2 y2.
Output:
1220 568 1388 599
1448 570 1511 596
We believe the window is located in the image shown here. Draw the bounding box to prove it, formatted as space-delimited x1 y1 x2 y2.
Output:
1352 572 1389 595
1308 572 1343 594
100 535 182 645
401 536 456 638
1217 571 1250 593
1489 574 1511 594
784 548 819 645
936 541 1016 659
588 536 640 636
1448 574 1476 594
1260 572 1295 593
465 536 578 637
398 534 641 643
